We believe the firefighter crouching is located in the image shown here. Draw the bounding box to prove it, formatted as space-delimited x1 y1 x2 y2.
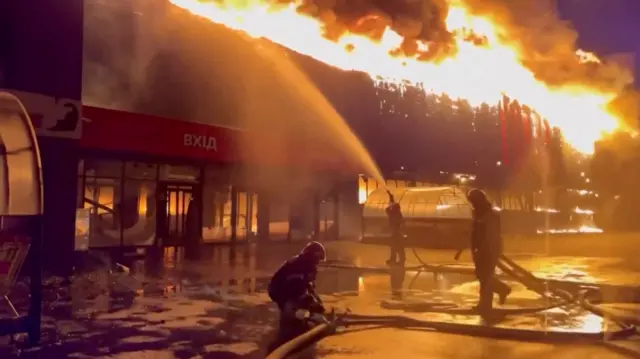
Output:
457 188 511 314
267 241 328 354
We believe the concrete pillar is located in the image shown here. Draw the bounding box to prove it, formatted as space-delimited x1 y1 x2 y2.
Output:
202 184 216 227
256 191 270 242
1 0 84 277
230 185 238 243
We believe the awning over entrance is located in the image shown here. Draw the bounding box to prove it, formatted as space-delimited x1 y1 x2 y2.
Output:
81 106 363 175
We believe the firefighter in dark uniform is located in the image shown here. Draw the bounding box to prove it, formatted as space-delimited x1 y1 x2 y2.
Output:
385 191 406 266
458 188 511 314
266 241 328 354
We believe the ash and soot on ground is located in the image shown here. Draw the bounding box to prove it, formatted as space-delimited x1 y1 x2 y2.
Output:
171 0 639 154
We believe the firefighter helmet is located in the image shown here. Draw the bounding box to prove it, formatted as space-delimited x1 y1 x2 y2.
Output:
466 188 490 208
300 241 327 262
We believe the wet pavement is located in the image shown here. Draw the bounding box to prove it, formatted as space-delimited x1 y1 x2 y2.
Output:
1 240 640 358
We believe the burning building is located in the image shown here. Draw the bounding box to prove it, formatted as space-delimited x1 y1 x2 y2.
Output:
1 0 632 271
76 0 634 249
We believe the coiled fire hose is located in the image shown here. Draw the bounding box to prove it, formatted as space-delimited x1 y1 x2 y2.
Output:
267 253 639 359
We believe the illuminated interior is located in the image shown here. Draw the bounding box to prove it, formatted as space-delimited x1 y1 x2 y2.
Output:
83 179 116 214
201 186 259 242
138 185 148 215
166 189 191 216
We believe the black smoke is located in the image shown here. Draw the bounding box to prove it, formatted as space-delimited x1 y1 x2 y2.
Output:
83 0 636 127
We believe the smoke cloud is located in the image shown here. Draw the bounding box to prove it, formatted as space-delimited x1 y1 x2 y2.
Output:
82 0 167 110
462 0 633 91
84 0 636 127
464 0 637 129
287 0 456 61
261 0 635 127
273 0 633 91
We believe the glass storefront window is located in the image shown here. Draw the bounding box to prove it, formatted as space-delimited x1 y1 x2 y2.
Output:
125 162 158 180
83 177 122 247
84 178 116 214
160 164 199 182
236 191 258 240
202 184 230 242
319 196 336 240
205 164 232 183
237 191 249 238
249 193 258 235
84 159 122 178
121 180 157 246
76 159 208 248
202 184 258 243
269 200 290 240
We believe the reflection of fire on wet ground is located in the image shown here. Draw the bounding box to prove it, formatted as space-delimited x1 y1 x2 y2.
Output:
448 279 616 333
540 307 607 334
537 226 603 235
3 243 640 358
371 275 627 334
522 256 629 284
338 262 635 335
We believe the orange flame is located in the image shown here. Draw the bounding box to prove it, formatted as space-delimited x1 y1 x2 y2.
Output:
169 0 625 154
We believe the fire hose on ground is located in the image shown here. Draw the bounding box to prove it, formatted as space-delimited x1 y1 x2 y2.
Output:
266 252 640 359
266 322 334 359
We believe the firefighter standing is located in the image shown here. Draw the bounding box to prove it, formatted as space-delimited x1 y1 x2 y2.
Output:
385 191 406 266
266 241 328 354
457 188 511 314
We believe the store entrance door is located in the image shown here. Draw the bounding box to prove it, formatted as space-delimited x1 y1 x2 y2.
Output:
157 183 194 246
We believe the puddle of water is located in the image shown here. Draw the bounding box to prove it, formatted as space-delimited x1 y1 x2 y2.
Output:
316 266 476 295
311 268 627 334
17 248 632 337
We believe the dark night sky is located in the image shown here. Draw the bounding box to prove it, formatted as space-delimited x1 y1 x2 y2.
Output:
558 0 640 86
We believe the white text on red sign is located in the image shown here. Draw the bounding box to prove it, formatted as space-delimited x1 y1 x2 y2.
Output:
184 134 217 151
